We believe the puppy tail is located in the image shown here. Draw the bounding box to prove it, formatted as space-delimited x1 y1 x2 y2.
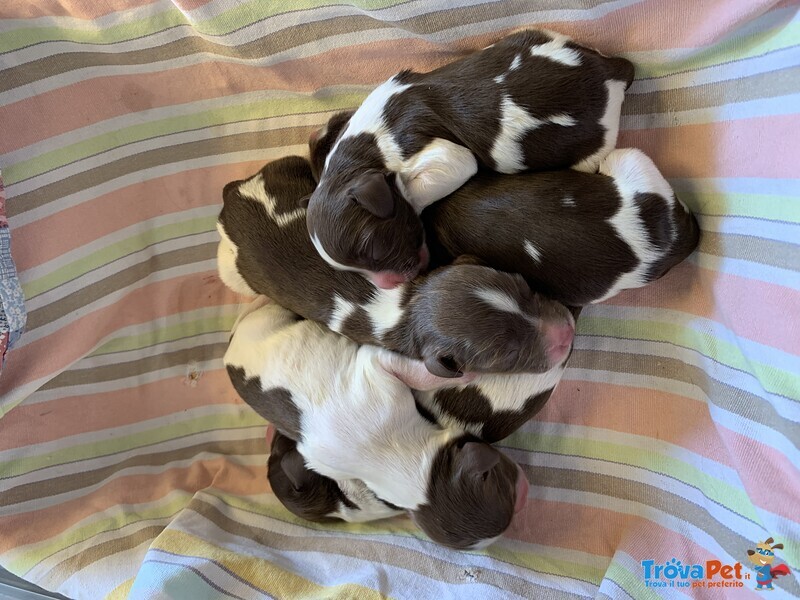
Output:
606 56 636 89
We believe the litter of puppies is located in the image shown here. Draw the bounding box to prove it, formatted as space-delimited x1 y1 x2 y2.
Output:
217 28 699 550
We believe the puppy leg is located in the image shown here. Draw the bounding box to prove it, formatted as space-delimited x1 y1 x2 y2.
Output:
399 139 478 211
377 350 475 391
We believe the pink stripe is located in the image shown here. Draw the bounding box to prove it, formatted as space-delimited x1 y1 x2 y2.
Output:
0 273 239 398
0 0 159 19
0 370 240 452
13 162 264 272
716 425 800 522
606 263 800 356
545 0 791 52
512 498 739 574
541 380 736 467
618 115 800 179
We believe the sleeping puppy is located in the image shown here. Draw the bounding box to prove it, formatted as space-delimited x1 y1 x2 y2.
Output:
305 28 635 288
268 431 403 523
426 148 700 305
218 156 575 378
311 117 699 307
225 297 530 549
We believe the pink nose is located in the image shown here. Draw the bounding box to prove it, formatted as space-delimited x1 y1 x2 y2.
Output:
544 322 575 364
369 271 411 289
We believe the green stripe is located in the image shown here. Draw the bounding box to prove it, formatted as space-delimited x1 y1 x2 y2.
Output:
577 317 800 401
487 547 605 586
0 412 265 478
505 433 759 522
22 217 217 298
7 496 191 574
87 314 238 357
633 22 800 78
0 0 404 53
688 192 800 223
4 92 368 185
605 561 662 600
206 490 608 585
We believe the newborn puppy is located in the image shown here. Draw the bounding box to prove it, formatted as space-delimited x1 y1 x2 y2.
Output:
311 115 699 306
225 297 530 549
218 156 574 377
306 28 635 288
268 431 403 523
426 148 700 305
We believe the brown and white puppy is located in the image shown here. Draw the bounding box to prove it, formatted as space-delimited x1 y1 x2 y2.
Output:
218 156 575 378
225 297 530 549
312 116 698 307
425 148 700 306
305 28 635 288
268 431 403 523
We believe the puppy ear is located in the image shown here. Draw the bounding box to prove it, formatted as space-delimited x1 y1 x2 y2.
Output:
747 550 755 556
452 254 485 267
280 450 312 491
298 193 312 209
765 537 774 545
423 354 464 378
772 543 784 550
350 171 395 218
459 442 500 475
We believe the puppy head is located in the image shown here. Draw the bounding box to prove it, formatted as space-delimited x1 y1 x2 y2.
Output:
267 431 347 522
412 435 528 550
309 111 354 182
414 261 575 376
268 432 403 523
306 165 429 289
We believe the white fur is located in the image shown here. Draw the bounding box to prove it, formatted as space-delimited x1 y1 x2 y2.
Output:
324 76 411 175
332 479 403 522
328 294 356 333
238 173 305 227
363 285 406 338
474 287 523 316
562 196 576 207
415 366 566 438
549 113 577 127
572 79 626 173
510 53 523 71
523 240 543 264
595 148 681 302
216 224 257 296
398 138 478 212
490 95 545 173
528 31 582 67
311 233 369 278
224 301 454 510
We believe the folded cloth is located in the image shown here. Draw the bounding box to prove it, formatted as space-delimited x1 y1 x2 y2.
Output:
0 172 26 374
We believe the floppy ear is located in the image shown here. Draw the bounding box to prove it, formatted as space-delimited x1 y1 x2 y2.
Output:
772 543 784 550
350 171 395 218
765 537 774 545
280 451 312 491
423 354 464 379
747 550 755 556
459 442 500 475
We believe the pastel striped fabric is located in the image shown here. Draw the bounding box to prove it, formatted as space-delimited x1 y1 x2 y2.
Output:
1 1 799 598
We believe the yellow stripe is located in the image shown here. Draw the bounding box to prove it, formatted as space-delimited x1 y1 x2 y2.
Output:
151 529 390 599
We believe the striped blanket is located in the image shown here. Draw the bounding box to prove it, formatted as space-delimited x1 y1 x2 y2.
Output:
1 1 799 598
